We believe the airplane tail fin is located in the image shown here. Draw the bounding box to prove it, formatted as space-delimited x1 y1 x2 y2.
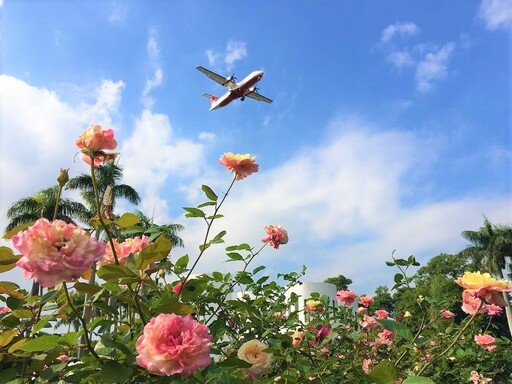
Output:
202 93 219 111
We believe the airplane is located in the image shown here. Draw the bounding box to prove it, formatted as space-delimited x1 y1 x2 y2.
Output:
196 65 273 111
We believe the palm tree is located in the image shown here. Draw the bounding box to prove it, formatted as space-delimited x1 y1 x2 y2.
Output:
125 210 185 248
5 186 89 231
66 162 140 219
460 218 512 336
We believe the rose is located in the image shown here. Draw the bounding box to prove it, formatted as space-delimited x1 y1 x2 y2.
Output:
359 295 374 308
219 152 259 180
336 290 357 306
13 218 106 287
75 124 118 167
456 271 512 306
136 314 212 377
237 339 273 380
100 236 149 266
375 309 389 320
440 309 455 319
262 225 288 249
474 334 496 352
291 331 304 348
304 299 324 313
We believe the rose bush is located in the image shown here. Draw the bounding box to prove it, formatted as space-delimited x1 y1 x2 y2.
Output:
0 124 511 383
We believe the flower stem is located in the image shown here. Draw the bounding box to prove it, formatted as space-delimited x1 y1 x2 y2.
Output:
63 283 100 361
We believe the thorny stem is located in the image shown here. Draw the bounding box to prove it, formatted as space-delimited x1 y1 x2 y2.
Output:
179 175 237 296
416 301 484 376
63 283 101 361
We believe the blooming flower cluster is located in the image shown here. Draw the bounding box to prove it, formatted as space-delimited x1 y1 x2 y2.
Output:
136 314 212 377
13 218 106 287
261 224 289 249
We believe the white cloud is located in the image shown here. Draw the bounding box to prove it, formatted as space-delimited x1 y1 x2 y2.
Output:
477 0 512 30
0 75 124 248
415 42 456 92
204 40 248 71
108 0 128 23
141 29 163 108
386 50 415 69
381 22 419 44
0 0 4 8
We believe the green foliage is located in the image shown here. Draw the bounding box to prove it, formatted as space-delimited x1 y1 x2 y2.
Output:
323 274 353 290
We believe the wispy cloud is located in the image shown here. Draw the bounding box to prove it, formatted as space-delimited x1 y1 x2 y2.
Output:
141 29 164 109
415 43 456 92
108 0 128 23
381 22 419 44
477 0 512 30
204 40 248 71
0 0 4 9
386 50 415 69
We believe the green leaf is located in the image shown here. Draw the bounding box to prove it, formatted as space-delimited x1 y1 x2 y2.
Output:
199 242 211 252
73 282 102 294
0 247 21 272
32 317 52 333
217 358 252 368
225 243 251 251
0 329 18 347
154 302 195 315
226 252 243 261
403 377 436 384
201 184 218 201
183 207 205 218
20 334 60 352
394 273 404 283
115 213 141 228
175 254 189 271
2 222 34 239
0 368 17 383
377 319 414 341
58 332 81 346
197 201 217 208
135 236 172 270
368 360 398 384
100 361 133 383
97 264 138 282
211 230 227 244
11 309 32 319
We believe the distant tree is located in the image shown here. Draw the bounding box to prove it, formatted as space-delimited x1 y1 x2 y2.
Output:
5 186 89 232
460 218 512 336
371 285 395 314
324 275 352 291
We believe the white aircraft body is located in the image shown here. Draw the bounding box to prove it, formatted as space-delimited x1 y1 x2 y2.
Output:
196 65 273 111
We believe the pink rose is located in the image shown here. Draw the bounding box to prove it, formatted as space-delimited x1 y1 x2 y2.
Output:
486 304 503 316
336 290 357 306
375 309 389 320
360 314 378 331
237 339 273 381
173 280 189 297
375 329 395 346
13 219 106 287
262 225 288 249
0 307 12 314
219 152 259 180
309 324 332 348
461 290 486 315
100 236 149 266
474 334 496 352
76 124 118 167
440 309 455 319
362 358 374 373
359 295 374 308
136 314 212 377
470 370 492 384
57 354 69 362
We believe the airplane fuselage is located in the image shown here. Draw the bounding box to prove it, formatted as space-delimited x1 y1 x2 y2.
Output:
210 71 263 111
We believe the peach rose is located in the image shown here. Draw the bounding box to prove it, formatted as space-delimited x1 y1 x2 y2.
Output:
219 152 259 180
440 309 455 319
76 124 118 167
474 334 496 352
456 272 511 306
359 295 374 308
291 331 304 348
13 218 106 287
237 339 272 380
262 225 288 249
136 314 212 377
336 290 357 306
100 236 149 266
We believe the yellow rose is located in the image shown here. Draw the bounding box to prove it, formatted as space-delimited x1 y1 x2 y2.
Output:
455 271 511 292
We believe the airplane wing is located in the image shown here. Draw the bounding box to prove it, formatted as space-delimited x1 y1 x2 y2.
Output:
196 66 236 90
246 92 273 104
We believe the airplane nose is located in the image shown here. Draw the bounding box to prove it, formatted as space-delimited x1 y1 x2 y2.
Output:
257 71 264 78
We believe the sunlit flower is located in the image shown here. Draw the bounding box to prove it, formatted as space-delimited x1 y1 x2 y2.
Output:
76 124 118 167
100 236 150 266
136 314 212 377
13 218 106 287
440 309 455 319
305 299 324 313
474 334 496 352
336 290 357 306
219 152 259 180
456 272 511 306
291 331 304 348
262 225 288 249
359 295 374 308
238 339 273 381
375 309 389 320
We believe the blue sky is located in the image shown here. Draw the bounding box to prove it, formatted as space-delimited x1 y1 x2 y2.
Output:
1 0 511 294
